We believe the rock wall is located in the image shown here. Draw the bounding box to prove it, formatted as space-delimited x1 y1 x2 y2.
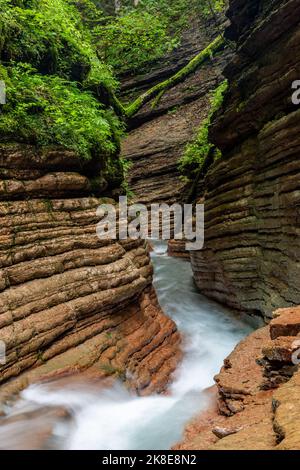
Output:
121 17 229 205
0 144 180 401
191 0 300 320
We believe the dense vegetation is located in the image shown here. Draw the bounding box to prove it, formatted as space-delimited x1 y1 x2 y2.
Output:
0 0 226 191
179 80 228 180
96 0 226 74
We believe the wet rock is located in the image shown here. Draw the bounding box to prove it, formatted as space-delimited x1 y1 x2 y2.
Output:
0 144 181 402
0 405 71 450
214 327 269 415
176 319 278 449
167 240 190 259
177 299 300 450
262 336 300 363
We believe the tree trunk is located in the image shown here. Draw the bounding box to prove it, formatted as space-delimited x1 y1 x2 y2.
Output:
115 0 121 14
114 35 224 118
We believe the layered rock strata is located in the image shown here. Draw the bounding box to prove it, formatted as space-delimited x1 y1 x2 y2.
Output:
176 306 300 450
121 18 230 205
191 0 300 319
0 144 181 401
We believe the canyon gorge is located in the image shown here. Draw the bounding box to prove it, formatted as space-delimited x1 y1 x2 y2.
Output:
0 0 300 452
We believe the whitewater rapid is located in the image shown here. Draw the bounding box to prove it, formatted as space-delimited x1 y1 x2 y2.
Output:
0 242 253 450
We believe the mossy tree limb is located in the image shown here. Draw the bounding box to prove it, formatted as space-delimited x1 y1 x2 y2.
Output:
110 35 224 119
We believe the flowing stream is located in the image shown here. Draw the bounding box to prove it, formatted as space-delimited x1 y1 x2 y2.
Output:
0 242 254 450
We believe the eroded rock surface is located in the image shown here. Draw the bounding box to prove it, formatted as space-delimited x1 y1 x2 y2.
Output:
0 144 181 401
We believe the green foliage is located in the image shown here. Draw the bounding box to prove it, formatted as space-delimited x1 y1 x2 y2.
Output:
0 63 121 159
0 0 227 190
179 79 228 178
118 35 224 118
120 158 134 198
201 0 226 16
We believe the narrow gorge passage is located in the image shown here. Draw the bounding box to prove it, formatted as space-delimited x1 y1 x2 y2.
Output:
0 242 252 450
2 0 300 455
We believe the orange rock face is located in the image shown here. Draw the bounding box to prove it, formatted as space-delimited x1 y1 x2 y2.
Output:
191 0 300 320
0 144 181 401
176 306 300 450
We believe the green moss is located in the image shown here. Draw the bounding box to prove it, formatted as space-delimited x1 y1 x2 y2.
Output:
43 198 53 213
236 101 246 113
99 1 227 75
167 106 179 115
118 158 133 198
123 35 224 118
36 350 46 363
179 79 228 179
